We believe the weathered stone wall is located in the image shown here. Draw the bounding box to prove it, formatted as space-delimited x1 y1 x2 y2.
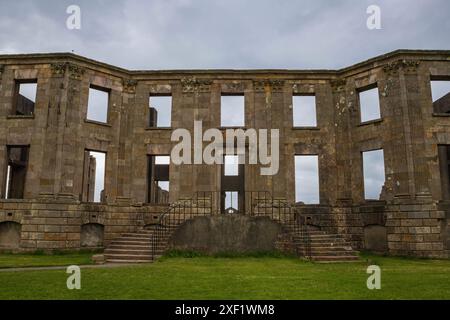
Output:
385 198 446 258
0 199 168 252
0 51 449 258
169 215 283 253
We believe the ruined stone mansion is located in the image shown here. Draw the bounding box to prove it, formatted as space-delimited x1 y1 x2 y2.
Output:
0 50 449 260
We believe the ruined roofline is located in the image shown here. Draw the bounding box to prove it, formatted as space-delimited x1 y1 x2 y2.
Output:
0 49 449 78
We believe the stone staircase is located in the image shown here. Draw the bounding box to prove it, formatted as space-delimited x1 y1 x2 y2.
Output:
104 225 359 263
103 193 359 263
253 197 360 262
104 196 212 264
292 229 359 262
104 227 171 263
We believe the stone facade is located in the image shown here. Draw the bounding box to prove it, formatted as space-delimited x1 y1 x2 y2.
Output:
0 50 449 258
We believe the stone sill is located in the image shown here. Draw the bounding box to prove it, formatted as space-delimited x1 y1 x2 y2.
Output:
292 126 320 130
145 127 172 131
0 199 33 203
361 199 387 205
84 119 112 127
358 118 383 126
432 112 450 117
6 114 35 119
218 126 247 130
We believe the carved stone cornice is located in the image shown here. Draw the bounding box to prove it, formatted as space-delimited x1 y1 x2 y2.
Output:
122 79 138 94
253 79 285 92
330 78 346 92
51 62 67 77
383 59 420 75
291 83 315 94
270 80 285 92
197 79 212 92
67 63 85 80
222 82 245 93
252 80 266 92
181 77 212 93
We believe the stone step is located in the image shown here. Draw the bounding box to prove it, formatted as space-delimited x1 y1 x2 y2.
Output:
296 241 352 247
120 235 153 240
110 243 168 250
308 251 358 257
106 259 154 263
107 240 168 248
129 230 154 234
108 244 163 250
105 253 155 260
284 229 327 235
110 240 152 246
116 237 165 243
311 255 360 262
294 234 345 239
105 248 152 255
145 225 178 230
293 239 348 245
301 246 354 252
121 232 154 236
294 235 347 241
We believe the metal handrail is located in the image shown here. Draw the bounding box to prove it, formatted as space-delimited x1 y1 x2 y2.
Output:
150 190 311 260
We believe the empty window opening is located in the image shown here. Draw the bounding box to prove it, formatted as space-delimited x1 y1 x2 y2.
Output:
221 95 245 127
431 80 450 113
14 81 37 116
82 151 106 203
224 155 239 176
4 146 29 199
149 95 172 127
358 86 381 123
87 85 109 123
293 95 317 127
224 191 238 211
362 149 385 200
148 155 170 204
294 155 320 204
438 145 450 199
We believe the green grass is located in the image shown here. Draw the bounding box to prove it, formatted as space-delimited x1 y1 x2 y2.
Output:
0 253 449 299
0 251 94 268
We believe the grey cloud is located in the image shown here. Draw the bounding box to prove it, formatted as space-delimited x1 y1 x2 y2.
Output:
1 0 448 69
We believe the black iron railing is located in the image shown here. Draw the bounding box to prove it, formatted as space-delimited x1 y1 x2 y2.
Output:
245 192 311 258
150 191 214 259
150 191 311 260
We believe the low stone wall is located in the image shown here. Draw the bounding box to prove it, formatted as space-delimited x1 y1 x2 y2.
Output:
0 197 448 258
0 199 168 252
169 215 284 253
296 198 449 258
385 198 447 258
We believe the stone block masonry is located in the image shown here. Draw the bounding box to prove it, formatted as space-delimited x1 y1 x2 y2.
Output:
0 50 449 258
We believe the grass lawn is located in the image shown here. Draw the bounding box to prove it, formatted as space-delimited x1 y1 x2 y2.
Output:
0 252 94 268
0 252 449 299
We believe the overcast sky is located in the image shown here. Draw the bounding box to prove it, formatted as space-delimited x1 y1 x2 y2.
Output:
3 0 449 203
1 0 449 69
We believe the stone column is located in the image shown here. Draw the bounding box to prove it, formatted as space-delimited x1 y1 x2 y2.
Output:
38 63 68 197
116 79 136 201
56 63 85 199
331 78 354 202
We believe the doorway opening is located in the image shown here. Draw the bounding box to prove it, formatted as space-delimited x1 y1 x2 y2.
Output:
221 155 244 214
